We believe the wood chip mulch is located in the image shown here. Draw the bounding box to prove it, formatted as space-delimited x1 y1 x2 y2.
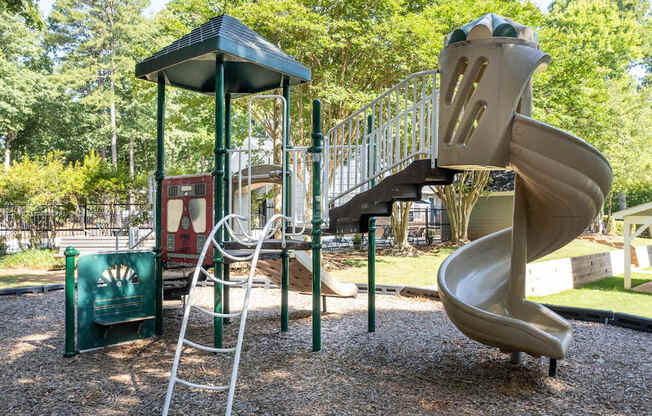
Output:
0 288 650 415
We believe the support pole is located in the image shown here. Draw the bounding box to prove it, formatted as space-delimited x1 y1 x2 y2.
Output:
281 77 291 332
549 358 557 378
310 99 322 352
367 114 376 333
624 220 631 289
510 352 523 365
213 56 225 348
368 217 376 332
155 73 165 337
223 93 231 324
64 246 78 357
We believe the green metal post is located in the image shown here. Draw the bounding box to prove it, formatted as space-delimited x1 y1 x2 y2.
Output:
64 246 78 357
281 77 290 332
155 73 165 337
213 56 225 348
367 114 376 332
223 93 231 324
309 99 322 352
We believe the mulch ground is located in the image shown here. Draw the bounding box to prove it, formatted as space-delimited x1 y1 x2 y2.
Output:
0 288 650 415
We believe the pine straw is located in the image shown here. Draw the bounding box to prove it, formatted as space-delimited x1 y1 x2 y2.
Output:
0 289 650 415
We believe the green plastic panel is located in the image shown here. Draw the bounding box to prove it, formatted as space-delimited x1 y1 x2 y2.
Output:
77 251 156 351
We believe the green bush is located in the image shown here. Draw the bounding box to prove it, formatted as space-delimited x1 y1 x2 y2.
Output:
352 233 362 250
611 220 652 239
0 249 64 270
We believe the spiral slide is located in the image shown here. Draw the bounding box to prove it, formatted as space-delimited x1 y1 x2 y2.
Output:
436 16 612 359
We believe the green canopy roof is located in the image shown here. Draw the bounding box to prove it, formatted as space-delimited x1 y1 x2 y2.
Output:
135 14 311 96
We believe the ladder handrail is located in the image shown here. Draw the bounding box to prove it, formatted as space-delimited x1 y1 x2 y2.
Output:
163 213 290 416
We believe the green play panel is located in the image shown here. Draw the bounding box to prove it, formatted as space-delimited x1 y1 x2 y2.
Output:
77 251 156 351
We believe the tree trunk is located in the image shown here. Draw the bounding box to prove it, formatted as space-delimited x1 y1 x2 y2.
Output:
591 204 604 234
4 131 14 171
110 76 118 168
391 201 412 249
618 191 627 210
434 171 490 243
129 135 135 213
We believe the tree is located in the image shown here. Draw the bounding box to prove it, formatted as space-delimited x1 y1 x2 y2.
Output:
433 171 491 243
152 0 544 247
48 0 153 169
0 0 42 28
0 152 81 247
0 12 47 170
534 0 650 233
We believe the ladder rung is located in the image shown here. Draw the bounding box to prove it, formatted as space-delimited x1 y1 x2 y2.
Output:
174 377 229 391
200 267 248 287
191 305 242 319
183 339 236 353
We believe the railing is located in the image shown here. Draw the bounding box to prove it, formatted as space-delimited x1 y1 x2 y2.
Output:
0 203 150 233
322 70 439 225
228 95 310 242
322 207 450 250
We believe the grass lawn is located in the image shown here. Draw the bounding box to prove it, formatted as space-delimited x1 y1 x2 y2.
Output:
0 269 65 290
528 273 652 318
0 249 63 270
328 247 456 287
534 239 616 262
330 238 618 287
0 249 65 290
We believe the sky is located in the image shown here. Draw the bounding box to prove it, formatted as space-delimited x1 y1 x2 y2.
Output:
40 0 553 18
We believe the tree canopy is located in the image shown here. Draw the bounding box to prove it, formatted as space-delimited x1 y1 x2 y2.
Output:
0 0 649 207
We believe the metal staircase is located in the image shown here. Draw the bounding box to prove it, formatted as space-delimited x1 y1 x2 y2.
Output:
322 70 456 234
163 213 288 416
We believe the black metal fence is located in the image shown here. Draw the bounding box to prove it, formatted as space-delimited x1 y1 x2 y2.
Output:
0 204 151 232
323 207 451 251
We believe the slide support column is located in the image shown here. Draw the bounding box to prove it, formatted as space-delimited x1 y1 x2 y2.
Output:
213 56 225 348
310 99 322 352
367 114 376 332
154 73 165 337
281 77 291 332
223 93 231 323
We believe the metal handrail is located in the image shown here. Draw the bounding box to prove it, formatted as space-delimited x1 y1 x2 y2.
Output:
322 70 439 223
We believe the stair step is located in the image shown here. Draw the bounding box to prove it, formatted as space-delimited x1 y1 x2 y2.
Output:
328 159 456 234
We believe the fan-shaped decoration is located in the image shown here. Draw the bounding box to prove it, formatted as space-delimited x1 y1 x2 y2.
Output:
97 264 139 288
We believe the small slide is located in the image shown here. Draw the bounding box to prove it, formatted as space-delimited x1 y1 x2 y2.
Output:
257 251 358 297
436 17 612 359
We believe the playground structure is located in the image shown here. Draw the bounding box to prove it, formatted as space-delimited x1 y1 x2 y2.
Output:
59 12 614 414
435 15 612 367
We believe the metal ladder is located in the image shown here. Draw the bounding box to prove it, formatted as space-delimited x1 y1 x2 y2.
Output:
163 213 288 416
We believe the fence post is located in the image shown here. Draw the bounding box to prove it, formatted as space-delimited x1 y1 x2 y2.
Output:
64 246 79 357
